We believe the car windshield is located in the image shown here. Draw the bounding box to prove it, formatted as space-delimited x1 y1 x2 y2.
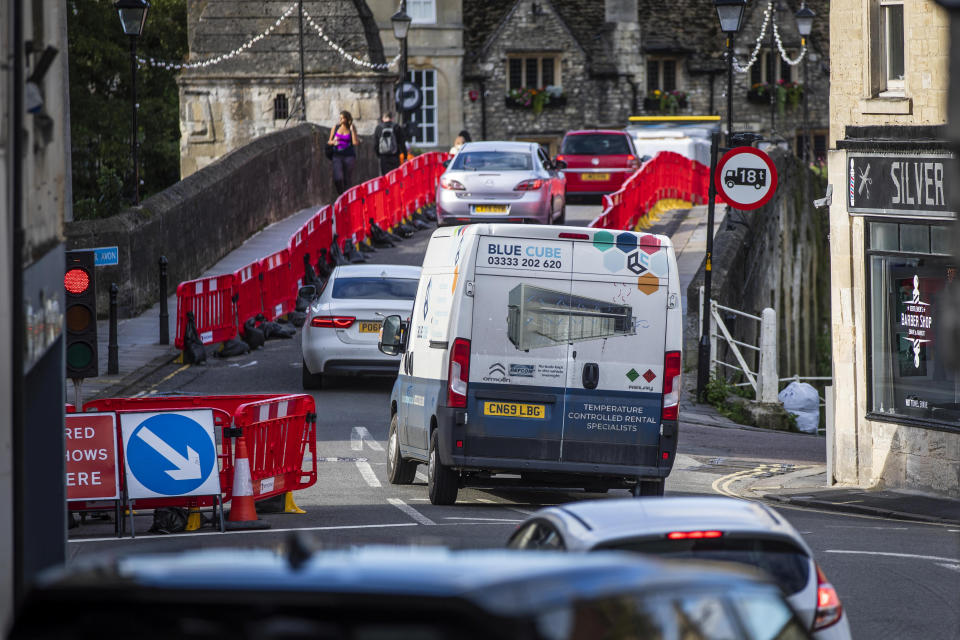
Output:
450 151 533 171
561 134 632 155
331 277 419 300
597 537 811 595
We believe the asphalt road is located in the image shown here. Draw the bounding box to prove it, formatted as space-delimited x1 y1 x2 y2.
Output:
69 203 960 640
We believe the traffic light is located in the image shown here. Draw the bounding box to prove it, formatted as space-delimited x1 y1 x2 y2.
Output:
65 250 98 379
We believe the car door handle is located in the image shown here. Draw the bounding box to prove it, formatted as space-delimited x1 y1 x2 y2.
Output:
582 362 599 390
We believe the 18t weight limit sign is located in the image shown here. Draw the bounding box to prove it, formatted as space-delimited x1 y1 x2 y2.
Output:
715 146 778 210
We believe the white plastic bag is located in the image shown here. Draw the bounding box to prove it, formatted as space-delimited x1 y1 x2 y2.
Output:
778 381 820 434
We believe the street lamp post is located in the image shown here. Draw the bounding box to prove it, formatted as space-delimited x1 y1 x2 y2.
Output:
114 0 149 206
795 4 815 165
714 0 747 146
391 3 412 135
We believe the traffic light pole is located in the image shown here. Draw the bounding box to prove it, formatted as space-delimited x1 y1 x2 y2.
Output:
697 132 720 401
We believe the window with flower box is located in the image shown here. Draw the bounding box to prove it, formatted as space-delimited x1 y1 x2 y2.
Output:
750 49 796 86
507 55 560 91
646 58 677 94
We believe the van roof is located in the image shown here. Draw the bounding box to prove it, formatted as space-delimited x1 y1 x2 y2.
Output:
434 223 673 249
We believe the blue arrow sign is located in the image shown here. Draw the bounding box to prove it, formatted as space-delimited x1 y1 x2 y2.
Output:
122 411 219 499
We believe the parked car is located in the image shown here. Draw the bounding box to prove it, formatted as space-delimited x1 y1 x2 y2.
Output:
11 545 813 640
507 496 852 640
435 141 566 226
558 130 640 196
301 264 420 389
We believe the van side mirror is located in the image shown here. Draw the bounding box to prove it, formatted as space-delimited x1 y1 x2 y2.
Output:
378 315 406 356
553 159 567 170
298 285 317 300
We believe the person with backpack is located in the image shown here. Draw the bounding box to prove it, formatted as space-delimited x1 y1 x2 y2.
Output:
373 112 407 175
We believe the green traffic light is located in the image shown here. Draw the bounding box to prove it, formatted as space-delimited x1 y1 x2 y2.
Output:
67 342 93 370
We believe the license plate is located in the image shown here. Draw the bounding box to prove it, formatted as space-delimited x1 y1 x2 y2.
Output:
358 321 381 333
473 205 509 214
483 401 546 419
582 173 611 181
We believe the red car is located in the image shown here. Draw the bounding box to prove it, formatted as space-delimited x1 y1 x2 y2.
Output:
558 129 641 196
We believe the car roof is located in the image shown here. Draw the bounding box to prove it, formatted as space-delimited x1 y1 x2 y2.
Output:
549 497 809 549
564 129 630 137
458 141 536 153
39 546 775 617
330 264 422 279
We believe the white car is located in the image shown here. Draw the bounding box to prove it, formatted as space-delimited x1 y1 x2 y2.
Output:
301 264 420 389
507 496 852 640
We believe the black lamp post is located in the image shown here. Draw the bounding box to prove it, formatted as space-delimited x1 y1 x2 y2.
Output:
795 4 815 164
114 0 149 206
391 3 412 133
714 0 746 146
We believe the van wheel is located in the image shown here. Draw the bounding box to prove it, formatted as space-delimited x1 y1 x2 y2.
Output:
302 359 323 390
387 414 418 485
428 430 458 505
632 479 664 497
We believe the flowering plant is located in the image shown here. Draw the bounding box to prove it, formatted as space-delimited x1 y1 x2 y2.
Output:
505 87 564 115
645 89 687 114
747 81 803 114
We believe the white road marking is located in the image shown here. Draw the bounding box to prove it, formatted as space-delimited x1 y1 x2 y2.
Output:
475 498 496 503
355 460 382 488
415 469 428 483
936 563 960 572
825 525 909 530
410 497 429 501
825 550 960 563
228 361 258 368
507 507 535 516
351 426 384 452
443 517 523 523
69 522 417 543
387 497 436 526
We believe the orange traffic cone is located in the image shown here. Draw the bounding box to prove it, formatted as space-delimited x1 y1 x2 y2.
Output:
226 434 271 530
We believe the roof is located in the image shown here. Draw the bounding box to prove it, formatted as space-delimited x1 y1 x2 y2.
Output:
462 0 518 63
331 264 422 278
439 223 674 249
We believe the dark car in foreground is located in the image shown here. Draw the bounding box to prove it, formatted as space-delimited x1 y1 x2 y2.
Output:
12 545 811 640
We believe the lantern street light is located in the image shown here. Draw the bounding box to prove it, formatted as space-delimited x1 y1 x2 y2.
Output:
391 3 412 133
114 0 150 206
714 0 746 145
795 4 816 165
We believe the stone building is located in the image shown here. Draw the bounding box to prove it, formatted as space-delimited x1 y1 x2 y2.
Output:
178 0 393 177
827 0 958 496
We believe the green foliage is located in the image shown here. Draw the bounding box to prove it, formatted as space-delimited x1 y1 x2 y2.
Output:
68 0 186 218
704 375 755 425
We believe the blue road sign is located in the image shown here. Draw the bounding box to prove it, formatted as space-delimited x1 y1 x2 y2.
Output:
93 246 119 267
121 410 220 499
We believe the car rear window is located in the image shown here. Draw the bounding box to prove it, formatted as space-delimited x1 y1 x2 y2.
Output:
597 537 811 595
331 277 419 300
561 134 632 156
450 151 532 171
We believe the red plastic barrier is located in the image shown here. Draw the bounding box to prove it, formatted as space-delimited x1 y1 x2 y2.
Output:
259 249 294 320
312 206 334 260
364 177 389 232
233 262 261 334
175 274 237 349
344 185 366 244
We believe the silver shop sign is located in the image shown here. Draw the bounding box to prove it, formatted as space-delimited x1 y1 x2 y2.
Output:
847 153 957 219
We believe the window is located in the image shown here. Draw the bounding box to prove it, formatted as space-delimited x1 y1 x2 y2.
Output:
795 130 828 163
406 69 437 146
507 55 560 90
647 58 677 93
331 277 419 300
880 1 905 93
408 0 436 24
867 221 958 427
750 50 796 86
273 93 288 120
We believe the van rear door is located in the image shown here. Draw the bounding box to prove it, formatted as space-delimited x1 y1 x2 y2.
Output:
560 233 670 470
468 235 574 463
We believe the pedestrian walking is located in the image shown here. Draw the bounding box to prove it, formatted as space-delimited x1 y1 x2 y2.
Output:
373 112 407 176
328 110 359 195
449 129 472 156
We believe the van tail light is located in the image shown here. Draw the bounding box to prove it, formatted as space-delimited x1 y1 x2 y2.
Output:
447 338 471 408
440 176 466 190
311 316 355 329
627 155 640 169
515 179 544 191
661 351 681 421
667 530 723 540
813 565 844 631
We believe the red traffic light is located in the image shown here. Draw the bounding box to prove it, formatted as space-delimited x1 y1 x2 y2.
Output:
64 268 90 295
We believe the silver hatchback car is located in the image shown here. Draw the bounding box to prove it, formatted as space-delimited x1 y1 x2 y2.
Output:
436 141 567 226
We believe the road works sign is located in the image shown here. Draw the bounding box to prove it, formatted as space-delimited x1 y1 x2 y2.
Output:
715 146 778 210
65 412 119 501
120 410 220 500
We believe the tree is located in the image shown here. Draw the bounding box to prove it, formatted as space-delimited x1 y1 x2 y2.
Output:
68 0 186 219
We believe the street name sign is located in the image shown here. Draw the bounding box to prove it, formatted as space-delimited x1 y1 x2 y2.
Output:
120 410 220 500
715 146 778 210
65 412 119 502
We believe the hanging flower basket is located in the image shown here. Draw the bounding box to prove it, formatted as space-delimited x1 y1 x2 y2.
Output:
504 87 566 115
747 82 804 113
643 90 688 114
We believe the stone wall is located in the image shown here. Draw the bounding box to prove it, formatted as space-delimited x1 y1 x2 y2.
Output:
66 123 378 317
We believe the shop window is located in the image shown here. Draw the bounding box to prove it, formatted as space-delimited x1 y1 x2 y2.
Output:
406 69 437 146
273 93 288 120
867 221 958 427
646 58 677 93
507 55 560 91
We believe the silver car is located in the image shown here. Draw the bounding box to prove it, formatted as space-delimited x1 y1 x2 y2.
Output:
436 141 567 226
301 264 420 389
507 496 852 640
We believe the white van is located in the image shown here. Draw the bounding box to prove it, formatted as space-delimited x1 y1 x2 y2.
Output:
378 224 682 505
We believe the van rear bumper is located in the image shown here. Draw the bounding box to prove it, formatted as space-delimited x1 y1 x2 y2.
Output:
449 455 669 480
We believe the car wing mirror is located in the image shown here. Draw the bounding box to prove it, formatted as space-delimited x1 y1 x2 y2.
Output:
378 314 406 356
442 159 451 168
298 285 317 300
553 159 567 170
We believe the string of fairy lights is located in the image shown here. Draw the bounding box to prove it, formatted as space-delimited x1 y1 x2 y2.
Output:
731 1 807 74
137 1 398 72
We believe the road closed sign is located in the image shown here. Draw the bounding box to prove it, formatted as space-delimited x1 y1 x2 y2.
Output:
120 410 221 500
65 412 120 501
715 146 778 210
